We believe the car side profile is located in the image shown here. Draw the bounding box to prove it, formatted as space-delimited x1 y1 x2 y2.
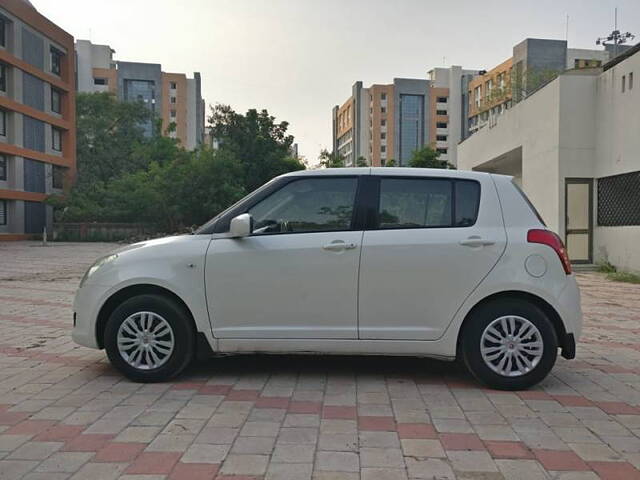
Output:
72 168 582 390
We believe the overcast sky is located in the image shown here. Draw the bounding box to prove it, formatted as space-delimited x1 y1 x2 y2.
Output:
33 0 640 163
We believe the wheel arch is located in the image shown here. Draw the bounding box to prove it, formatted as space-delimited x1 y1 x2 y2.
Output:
456 290 570 360
96 284 196 349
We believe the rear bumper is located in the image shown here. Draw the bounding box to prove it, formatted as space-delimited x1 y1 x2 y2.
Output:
556 275 582 359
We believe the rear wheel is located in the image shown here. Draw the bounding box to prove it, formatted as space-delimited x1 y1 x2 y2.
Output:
104 294 195 382
461 299 558 390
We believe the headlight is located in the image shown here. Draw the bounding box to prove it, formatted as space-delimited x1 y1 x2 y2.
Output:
79 254 118 288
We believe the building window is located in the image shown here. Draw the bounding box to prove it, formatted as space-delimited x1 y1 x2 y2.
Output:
381 92 386 100
52 127 62 151
630 72 634 90
170 96 176 104
598 171 640 226
381 145 386 153
51 88 61 114
436 135 447 141
0 155 6 180
94 77 107 85
0 199 6 225
381 119 386 126
170 81 177 89
170 109 176 118
437 96 447 103
474 86 481 108
437 148 448 154
436 122 447 128
0 63 6 92
0 18 6 48
0 109 6 136
381 132 386 140
436 109 447 115
622 75 626 93
52 165 64 189
381 106 386 114
50 47 63 76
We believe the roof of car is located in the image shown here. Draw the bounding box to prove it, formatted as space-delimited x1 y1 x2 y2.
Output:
282 167 503 180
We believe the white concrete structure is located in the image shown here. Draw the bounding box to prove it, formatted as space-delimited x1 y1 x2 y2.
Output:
458 44 640 272
75 40 114 93
428 66 480 166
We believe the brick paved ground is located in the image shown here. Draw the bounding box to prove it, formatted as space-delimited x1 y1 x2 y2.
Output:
1 241 640 479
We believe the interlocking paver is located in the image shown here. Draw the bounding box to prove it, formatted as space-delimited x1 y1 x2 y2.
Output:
3 242 640 478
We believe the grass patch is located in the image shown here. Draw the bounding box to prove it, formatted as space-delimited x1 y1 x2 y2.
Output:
597 261 617 274
606 271 640 284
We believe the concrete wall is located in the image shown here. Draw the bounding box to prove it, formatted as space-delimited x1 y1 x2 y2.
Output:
592 49 640 271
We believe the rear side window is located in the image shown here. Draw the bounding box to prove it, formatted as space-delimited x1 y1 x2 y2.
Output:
376 178 480 229
455 180 481 227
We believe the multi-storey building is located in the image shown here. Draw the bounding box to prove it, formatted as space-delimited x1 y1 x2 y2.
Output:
75 40 205 150
427 66 480 166
332 78 434 167
332 71 480 168
0 0 75 239
467 38 625 136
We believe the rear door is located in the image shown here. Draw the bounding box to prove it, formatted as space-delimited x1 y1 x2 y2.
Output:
358 173 506 340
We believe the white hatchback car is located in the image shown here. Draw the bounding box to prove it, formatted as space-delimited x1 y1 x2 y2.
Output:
73 168 581 390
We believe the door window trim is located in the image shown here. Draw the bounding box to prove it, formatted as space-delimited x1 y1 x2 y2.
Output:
364 176 481 231
246 176 362 237
205 175 368 235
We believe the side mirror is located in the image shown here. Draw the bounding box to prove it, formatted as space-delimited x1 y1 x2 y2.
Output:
229 213 253 238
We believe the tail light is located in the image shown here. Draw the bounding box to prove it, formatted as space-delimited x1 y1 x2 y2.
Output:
527 229 572 274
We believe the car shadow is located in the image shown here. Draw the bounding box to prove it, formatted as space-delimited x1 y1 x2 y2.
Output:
174 353 479 388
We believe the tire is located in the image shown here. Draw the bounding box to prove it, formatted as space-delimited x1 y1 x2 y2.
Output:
104 294 195 382
461 298 558 390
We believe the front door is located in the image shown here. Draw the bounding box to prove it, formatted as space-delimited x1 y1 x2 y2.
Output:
205 176 362 339
358 175 506 340
565 179 593 264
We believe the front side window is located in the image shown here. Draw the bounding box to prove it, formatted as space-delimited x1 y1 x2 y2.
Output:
248 177 358 235
0 18 6 48
52 127 62 151
376 178 481 229
51 88 61 114
50 47 62 76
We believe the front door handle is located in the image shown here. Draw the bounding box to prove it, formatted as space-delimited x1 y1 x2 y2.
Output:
322 241 357 252
459 236 495 248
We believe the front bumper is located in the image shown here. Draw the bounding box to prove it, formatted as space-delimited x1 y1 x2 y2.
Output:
72 283 111 349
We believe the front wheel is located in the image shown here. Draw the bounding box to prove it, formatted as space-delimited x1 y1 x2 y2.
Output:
461 299 558 390
104 294 195 382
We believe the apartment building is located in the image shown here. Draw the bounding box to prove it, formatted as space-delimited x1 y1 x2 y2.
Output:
427 66 479 166
458 43 640 272
0 0 75 240
332 78 435 167
75 40 205 150
332 68 480 168
467 38 624 136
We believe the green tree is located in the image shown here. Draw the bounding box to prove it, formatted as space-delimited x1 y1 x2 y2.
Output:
209 104 305 191
408 146 455 169
384 159 396 167
318 149 345 168
356 156 369 167
75 92 156 185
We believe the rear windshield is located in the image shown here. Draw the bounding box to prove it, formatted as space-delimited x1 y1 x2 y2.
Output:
512 180 546 226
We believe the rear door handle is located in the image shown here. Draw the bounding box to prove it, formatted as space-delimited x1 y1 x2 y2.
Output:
322 241 357 251
459 236 495 248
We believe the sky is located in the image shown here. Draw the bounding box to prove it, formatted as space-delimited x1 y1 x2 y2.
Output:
32 0 640 164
